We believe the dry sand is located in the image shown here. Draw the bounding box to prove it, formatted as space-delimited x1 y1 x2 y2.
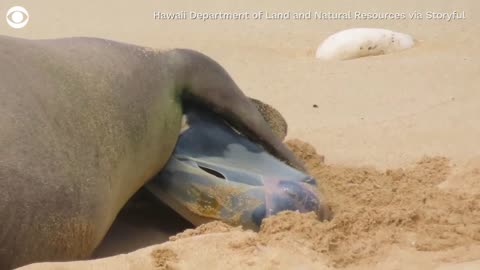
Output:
3 0 479 269
18 141 480 270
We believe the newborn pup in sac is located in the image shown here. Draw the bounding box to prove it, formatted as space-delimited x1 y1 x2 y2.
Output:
146 102 330 229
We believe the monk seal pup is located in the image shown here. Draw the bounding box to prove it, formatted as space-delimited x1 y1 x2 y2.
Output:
0 36 304 269
146 101 329 229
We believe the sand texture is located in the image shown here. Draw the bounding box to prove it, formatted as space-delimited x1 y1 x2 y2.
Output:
18 140 480 269
3 0 479 269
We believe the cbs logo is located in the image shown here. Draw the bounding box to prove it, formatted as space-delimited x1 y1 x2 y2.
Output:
6 6 29 29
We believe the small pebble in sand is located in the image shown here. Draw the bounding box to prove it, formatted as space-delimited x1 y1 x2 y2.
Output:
316 28 415 60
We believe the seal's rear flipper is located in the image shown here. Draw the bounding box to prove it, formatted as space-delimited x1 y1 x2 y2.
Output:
248 98 288 141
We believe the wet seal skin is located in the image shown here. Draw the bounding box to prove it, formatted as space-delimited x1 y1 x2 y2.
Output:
0 36 304 269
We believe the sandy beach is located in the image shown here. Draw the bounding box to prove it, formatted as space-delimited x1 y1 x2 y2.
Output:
2 0 479 269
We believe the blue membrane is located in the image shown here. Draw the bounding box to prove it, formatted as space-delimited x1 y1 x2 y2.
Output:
145 106 326 230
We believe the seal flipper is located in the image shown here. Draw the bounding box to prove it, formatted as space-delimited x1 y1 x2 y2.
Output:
168 49 305 171
249 98 288 141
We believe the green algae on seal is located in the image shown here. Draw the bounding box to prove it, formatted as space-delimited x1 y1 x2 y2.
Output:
0 36 304 269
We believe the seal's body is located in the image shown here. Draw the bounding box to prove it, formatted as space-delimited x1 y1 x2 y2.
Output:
0 36 303 269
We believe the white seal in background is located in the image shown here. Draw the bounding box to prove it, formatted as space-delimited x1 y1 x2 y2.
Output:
6 6 29 29
316 28 415 61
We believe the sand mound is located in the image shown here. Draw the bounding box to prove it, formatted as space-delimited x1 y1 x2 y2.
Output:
18 139 480 270
272 140 480 267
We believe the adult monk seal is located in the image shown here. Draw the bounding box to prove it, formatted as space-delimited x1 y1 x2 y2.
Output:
0 36 304 269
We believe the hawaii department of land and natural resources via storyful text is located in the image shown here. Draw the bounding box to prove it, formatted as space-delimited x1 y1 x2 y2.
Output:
153 10 466 22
